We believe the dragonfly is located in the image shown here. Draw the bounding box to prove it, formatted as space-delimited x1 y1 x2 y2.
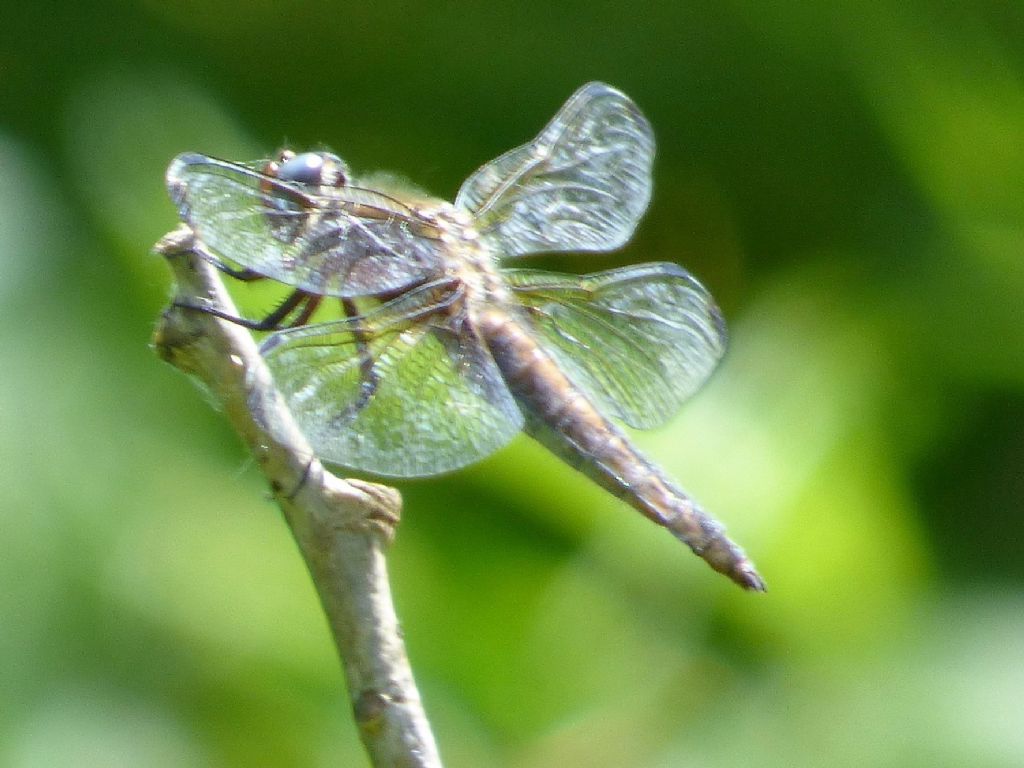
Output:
166 82 764 590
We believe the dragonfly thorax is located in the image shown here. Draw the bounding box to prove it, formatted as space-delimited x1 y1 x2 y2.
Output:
424 204 509 310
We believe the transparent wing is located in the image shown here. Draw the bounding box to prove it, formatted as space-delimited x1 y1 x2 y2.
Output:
166 153 443 297
455 82 654 257
505 263 726 429
259 280 524 477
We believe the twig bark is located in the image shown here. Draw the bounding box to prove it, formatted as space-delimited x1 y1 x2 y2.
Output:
152 226 443 768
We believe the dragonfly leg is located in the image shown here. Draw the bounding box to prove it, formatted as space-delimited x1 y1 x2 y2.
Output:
173 289 318 331
253 289 313 330
287 295 322 328
208 258 266 282
343 298 381 415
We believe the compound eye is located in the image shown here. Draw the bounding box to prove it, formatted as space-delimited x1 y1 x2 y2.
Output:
276 152 348 187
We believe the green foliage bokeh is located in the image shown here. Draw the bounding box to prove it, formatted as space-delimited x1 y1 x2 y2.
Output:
2 2 1023 766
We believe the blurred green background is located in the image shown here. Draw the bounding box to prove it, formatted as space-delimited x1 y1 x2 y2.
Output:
3 1 1023 766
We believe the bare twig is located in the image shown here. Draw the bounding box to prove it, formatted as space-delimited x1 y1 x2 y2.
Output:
152 226 442 768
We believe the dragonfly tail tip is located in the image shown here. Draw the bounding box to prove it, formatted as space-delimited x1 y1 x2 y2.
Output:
735 565 767 592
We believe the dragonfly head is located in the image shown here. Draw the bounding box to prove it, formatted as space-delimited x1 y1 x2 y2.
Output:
265 150 350 189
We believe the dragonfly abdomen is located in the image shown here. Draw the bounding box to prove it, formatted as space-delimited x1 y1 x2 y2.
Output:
480 309 765 591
